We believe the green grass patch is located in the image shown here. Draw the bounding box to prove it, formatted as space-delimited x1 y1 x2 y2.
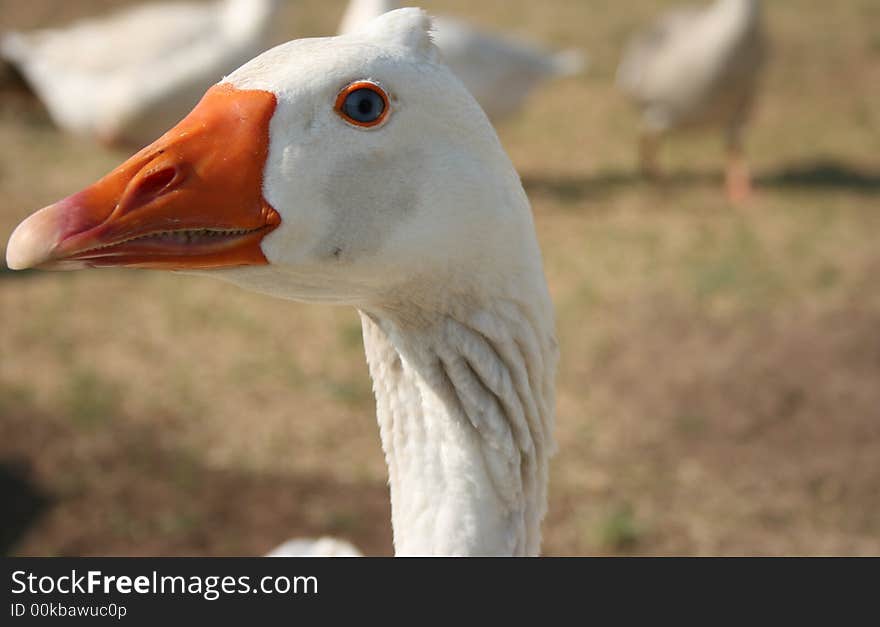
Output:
62 368 121 430
598 503 643 552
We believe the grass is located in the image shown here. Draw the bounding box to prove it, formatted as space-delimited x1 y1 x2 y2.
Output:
63 368 121 431
1 0 879 556
598 504 643 551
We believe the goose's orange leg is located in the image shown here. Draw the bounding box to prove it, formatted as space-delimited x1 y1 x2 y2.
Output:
639 133 661 180
725 147 753 205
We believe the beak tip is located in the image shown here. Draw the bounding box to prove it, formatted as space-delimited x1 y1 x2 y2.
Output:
5 206 64 271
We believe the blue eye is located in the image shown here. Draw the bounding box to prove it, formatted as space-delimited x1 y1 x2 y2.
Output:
343 89 384 122
335 82 390 127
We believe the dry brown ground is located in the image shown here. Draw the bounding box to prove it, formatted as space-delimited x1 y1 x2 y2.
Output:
0 0 878 556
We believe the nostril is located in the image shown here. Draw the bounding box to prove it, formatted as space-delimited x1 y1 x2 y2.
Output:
118 165 180 214
138 167 178 197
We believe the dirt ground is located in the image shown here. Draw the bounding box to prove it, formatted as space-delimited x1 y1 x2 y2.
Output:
1 0 878 556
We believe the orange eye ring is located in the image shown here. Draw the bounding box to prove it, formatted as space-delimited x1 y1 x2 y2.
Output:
334 81 391 128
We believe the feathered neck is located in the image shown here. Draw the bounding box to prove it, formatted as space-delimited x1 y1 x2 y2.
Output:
359 284 557 556
704 0 762 57
713 0 761 25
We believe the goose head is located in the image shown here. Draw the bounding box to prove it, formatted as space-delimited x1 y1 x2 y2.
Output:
6 9 534 311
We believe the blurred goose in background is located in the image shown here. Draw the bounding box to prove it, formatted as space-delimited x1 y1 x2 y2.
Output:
1 0 277 147
617 0 765 202
266 537 363 557
340 0 586 122
7 9 558 557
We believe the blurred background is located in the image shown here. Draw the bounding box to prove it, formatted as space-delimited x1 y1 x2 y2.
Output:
0 0 878 556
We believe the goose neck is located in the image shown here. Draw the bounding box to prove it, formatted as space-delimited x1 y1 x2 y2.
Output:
359 295 557 556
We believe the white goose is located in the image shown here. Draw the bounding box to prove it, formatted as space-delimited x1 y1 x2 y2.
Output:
266 537 363 557
1 0 277 147
6 9 558 557
617 0 766 202
340 0 585 122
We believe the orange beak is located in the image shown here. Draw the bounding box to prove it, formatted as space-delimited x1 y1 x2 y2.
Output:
5 84 281 271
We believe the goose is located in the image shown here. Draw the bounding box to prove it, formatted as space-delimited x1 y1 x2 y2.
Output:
340 0 585 122
1 0 278 147
265 537 363 557
6 9 558 557
617 0 766 202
